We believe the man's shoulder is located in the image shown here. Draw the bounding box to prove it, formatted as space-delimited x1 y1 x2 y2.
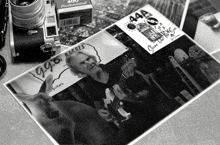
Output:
102 62 122 74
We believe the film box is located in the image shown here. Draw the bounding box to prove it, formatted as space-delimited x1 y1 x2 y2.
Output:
54 0 93 27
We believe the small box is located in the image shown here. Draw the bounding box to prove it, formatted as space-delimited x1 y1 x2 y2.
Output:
54 0 93 28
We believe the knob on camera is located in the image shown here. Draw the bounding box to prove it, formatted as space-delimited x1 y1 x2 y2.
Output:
9 0 60 61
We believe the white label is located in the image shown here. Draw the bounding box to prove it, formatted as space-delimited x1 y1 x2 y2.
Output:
116 5 184 54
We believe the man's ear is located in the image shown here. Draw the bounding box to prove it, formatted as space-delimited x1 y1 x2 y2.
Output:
39 74 53 95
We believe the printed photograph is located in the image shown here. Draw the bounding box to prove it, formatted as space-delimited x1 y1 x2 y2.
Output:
5 25 220 144
4 5 220 145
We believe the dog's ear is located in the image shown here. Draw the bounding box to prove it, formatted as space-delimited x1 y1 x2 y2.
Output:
39 74 53 95
15 93 31 103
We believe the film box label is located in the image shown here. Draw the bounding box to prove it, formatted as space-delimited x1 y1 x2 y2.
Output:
54 0 93 27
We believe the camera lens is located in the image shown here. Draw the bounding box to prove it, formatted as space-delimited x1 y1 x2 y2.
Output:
12 0 34 6
10 0 46 29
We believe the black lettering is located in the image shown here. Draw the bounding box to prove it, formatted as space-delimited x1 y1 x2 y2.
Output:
44 61 54 72
36 67 46 78
135 12 143 20
75 47 79 51
65 49 74 57
130 16 138 22
141 10 152 18
65 53 68 57
52 57 61 64
53 83 64 90
81 43 86 49
147 17 158 25
147 44 158 53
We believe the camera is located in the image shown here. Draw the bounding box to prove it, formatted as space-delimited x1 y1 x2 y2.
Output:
9 0 61 61
0 0 8 49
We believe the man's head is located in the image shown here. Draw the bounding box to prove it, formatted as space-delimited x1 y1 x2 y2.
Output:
66 51 101 77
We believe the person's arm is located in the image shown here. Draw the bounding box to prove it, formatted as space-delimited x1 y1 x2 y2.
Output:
123 70 154 102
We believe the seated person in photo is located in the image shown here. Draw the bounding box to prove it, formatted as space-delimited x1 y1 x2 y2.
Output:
66 50 179 143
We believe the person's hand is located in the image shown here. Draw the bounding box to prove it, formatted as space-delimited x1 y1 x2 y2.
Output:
112 84 127 100
112 84 136 102
136 90 150 98
97 109 113 122
121 58 136 79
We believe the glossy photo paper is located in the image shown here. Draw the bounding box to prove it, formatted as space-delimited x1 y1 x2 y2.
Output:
4 5 220 145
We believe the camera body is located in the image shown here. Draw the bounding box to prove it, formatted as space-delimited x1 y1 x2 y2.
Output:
0 0 8 49
9 0 61 61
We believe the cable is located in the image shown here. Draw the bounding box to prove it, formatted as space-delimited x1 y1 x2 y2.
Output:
0 55 6 78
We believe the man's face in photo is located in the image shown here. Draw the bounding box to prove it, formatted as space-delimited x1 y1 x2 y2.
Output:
70 52 101 75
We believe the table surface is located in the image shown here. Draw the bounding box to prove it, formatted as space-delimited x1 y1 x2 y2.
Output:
194 12 220 54
2 1 220 145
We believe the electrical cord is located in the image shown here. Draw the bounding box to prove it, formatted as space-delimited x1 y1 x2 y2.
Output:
0 55 6 78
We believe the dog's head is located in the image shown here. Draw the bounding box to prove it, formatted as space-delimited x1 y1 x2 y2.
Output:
16 74 60 119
